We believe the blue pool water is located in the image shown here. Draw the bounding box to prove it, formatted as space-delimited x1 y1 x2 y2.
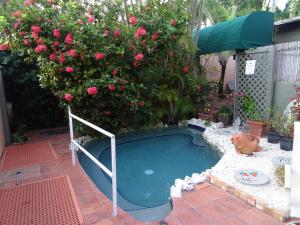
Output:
79 127 221 221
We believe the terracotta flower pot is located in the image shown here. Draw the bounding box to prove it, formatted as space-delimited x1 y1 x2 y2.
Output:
247 120 268 137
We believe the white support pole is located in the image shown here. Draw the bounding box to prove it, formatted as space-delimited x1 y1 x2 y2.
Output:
68 106 76 165
111 135 117 216
290 121 300 217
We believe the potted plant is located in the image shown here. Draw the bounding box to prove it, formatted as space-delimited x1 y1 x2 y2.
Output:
241 95 268 137
267 110 281 143
217 106 232 126
278 115 294 151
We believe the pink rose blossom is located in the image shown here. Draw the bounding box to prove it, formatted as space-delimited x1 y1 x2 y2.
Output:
103 30 109 37
87 17 95 23
112 69 118 76
95 52 104 60
52 41 60 48
24 0 33 6
58 54 66 64
23 39 30 46
182 66 189 73
49 53 55 61
120 85 126 91
65 34 73 44
31 25 41 33
64 93 74 102
65 67 74 73
129 16 137 26
138 101 145 107
87 87 98 95
134 53 144 61
34 44 47 53
12 10 23 18
151 31 159 41
36 38 44 44
53 29 61 38
170 19 177 26
114 29 121 38
135 27 147 39
13 23 19 30
19 31 27 36
0 44 9 51
77 19 84 25
68 49 77 57
31 32 39 39
108 84 116 92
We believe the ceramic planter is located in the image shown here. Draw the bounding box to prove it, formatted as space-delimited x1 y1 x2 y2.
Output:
267 131 279 143
218 115 230 127
279 136 293 151
247 120 268 137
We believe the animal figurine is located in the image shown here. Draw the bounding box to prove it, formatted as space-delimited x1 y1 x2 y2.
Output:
231 132 262 155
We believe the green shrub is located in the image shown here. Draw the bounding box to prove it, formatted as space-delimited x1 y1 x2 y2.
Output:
1 0 209 133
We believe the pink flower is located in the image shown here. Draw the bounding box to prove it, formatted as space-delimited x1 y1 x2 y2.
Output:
64 93 74 102
34 44 47 53
135 27 147 39
132 60 139 67
12 10 23 18
68 49 77 57
182 66 189 73
103 30 109 37
0 44 9 51
31 32 39 39
95 52 104 60
65 34 73 44
87 17 95 23
24 0 33 6
23 39 30 46
77 19 84 25
36 38 44 44
19 31 27 36
13 23 19 30
52 41 60 48
151 31 159 41
65 67 74 73
58 54 66 64
87 87 98 95
31 25 41 33
141 40 147 46
129 16 137 26
135 53 144 61
108 84 116 92
120 85 126 91
49 53 55 61
170 19 177 26
138 101 145 107
102 111 112 116
112 69 118 76
53 29 61 38
114 29 121 38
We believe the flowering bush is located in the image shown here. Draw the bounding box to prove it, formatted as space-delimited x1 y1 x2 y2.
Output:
1 0 209 131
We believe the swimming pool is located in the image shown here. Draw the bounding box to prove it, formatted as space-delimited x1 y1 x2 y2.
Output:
78 127 221 221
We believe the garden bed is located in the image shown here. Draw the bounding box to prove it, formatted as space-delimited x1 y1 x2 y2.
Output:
203 126 291 221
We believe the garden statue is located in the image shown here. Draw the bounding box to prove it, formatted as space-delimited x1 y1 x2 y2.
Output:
231 132 262 155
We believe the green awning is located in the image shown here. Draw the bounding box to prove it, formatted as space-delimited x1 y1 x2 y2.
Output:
193 11 274 55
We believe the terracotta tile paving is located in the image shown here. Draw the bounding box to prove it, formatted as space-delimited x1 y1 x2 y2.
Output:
0 128 294 225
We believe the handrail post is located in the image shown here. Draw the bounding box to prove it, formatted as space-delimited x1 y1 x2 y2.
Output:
68 106 76 165
111 135 117 216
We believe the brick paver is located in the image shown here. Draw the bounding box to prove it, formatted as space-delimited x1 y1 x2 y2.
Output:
0 128 293 224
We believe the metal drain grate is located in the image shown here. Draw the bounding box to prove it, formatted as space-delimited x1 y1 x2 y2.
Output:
0 176 84 225
0 141 57 170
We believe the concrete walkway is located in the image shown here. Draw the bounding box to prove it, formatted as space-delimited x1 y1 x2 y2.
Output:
0 128 289 225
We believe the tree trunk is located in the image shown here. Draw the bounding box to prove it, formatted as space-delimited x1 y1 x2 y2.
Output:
218 56 227 95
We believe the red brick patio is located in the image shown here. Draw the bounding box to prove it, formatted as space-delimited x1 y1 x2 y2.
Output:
0 128 291 225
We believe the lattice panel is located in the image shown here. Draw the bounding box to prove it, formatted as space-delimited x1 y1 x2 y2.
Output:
235 46 275 123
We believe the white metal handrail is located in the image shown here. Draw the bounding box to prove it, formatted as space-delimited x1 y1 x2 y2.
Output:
68 106 117 216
